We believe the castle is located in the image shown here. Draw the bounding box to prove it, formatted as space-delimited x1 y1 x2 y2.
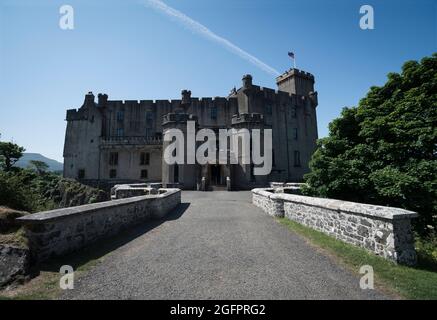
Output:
63 68 319 190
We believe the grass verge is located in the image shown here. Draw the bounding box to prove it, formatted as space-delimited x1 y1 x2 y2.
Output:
277 217 437 300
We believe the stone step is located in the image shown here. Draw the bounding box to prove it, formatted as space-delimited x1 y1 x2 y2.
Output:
211 185 227 191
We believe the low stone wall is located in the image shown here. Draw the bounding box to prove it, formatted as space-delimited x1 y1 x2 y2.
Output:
17 189 181 262
111 184 162 200
252 188 418 265
269 182 304 195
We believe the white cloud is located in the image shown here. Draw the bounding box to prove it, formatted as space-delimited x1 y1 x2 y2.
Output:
140 0 280 76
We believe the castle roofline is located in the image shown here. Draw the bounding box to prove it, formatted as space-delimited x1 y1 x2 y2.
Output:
276 68 315 84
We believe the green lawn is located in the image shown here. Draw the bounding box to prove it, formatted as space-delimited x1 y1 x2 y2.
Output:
277 218 437 300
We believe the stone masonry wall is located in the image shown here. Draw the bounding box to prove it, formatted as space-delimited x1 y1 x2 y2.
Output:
0 245 31 288
252 188 418 265
17 189 181 262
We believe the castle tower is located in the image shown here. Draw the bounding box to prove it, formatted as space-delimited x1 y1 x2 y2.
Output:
161 89 199 189
276 69 315 96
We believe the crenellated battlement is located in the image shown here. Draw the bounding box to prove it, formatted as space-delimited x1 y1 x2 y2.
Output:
66 108 87 121
275 68 315 96
276 68 315 84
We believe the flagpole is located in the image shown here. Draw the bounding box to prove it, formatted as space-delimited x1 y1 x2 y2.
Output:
288 51 296 69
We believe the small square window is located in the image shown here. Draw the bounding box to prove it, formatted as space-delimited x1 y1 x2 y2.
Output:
109 169 117 179
117 111 124 121
116 128 124 137
109 152 118 166
78 169 85 179
211 106 217 120
140 152 150 166
141 169 148 179
146 112 153 127
294 151 301 167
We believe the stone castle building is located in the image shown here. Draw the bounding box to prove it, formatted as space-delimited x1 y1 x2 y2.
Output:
63 68 319 190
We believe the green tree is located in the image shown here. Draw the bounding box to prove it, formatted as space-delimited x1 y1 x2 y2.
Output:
29 160 49 175
0 141 25 171
303 54 437 235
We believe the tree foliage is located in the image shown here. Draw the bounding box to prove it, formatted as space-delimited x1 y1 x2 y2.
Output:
0 138 108 212
0 141 25 171
303 54 437 235
28 160 49 175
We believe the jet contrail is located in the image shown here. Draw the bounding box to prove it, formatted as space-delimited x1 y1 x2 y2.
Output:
140 0 280 76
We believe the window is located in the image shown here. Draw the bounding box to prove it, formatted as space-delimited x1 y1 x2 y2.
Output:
173 165 179 183
272 150 276 167
294 151 301 167
146 112 153 127
250 164 255 182
211 106 217 120
292 107 297 118
109 152 118 166
109 169 117 179
293 128 298 140
78 169 85 179
266 104 272 115
140 152 150 165
116 128 124 137
141 169 148 179
117 111 124 121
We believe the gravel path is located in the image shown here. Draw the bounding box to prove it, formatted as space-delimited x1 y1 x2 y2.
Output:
62 191 387 299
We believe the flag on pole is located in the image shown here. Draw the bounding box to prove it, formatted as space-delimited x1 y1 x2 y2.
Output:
288 51 296 68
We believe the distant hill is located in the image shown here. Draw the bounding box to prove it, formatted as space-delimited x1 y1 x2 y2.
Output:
15 153 63 172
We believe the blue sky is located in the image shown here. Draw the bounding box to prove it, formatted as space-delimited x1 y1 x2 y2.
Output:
0 0 435 162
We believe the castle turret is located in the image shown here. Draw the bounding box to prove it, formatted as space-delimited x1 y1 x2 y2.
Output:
83 91 95 107
276 69 315 96
242 74 253 91
98 93 108 106
181 89 192 106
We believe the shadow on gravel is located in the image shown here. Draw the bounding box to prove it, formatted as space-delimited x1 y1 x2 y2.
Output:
37 202 190 273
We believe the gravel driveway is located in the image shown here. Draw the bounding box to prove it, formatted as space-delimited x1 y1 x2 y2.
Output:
62 191 387 300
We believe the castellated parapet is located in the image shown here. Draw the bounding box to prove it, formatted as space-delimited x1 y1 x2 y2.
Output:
63 69 319 190
276 68 315 96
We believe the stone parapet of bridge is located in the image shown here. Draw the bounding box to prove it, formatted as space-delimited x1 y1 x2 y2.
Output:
252 188 418 266
17 188 181 263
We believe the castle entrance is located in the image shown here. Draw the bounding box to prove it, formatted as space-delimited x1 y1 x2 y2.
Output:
210 164 222 186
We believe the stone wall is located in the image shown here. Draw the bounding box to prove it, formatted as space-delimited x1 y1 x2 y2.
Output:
17 189 181 262
110 184 162 199
0 245 30 288
252 188 418 265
